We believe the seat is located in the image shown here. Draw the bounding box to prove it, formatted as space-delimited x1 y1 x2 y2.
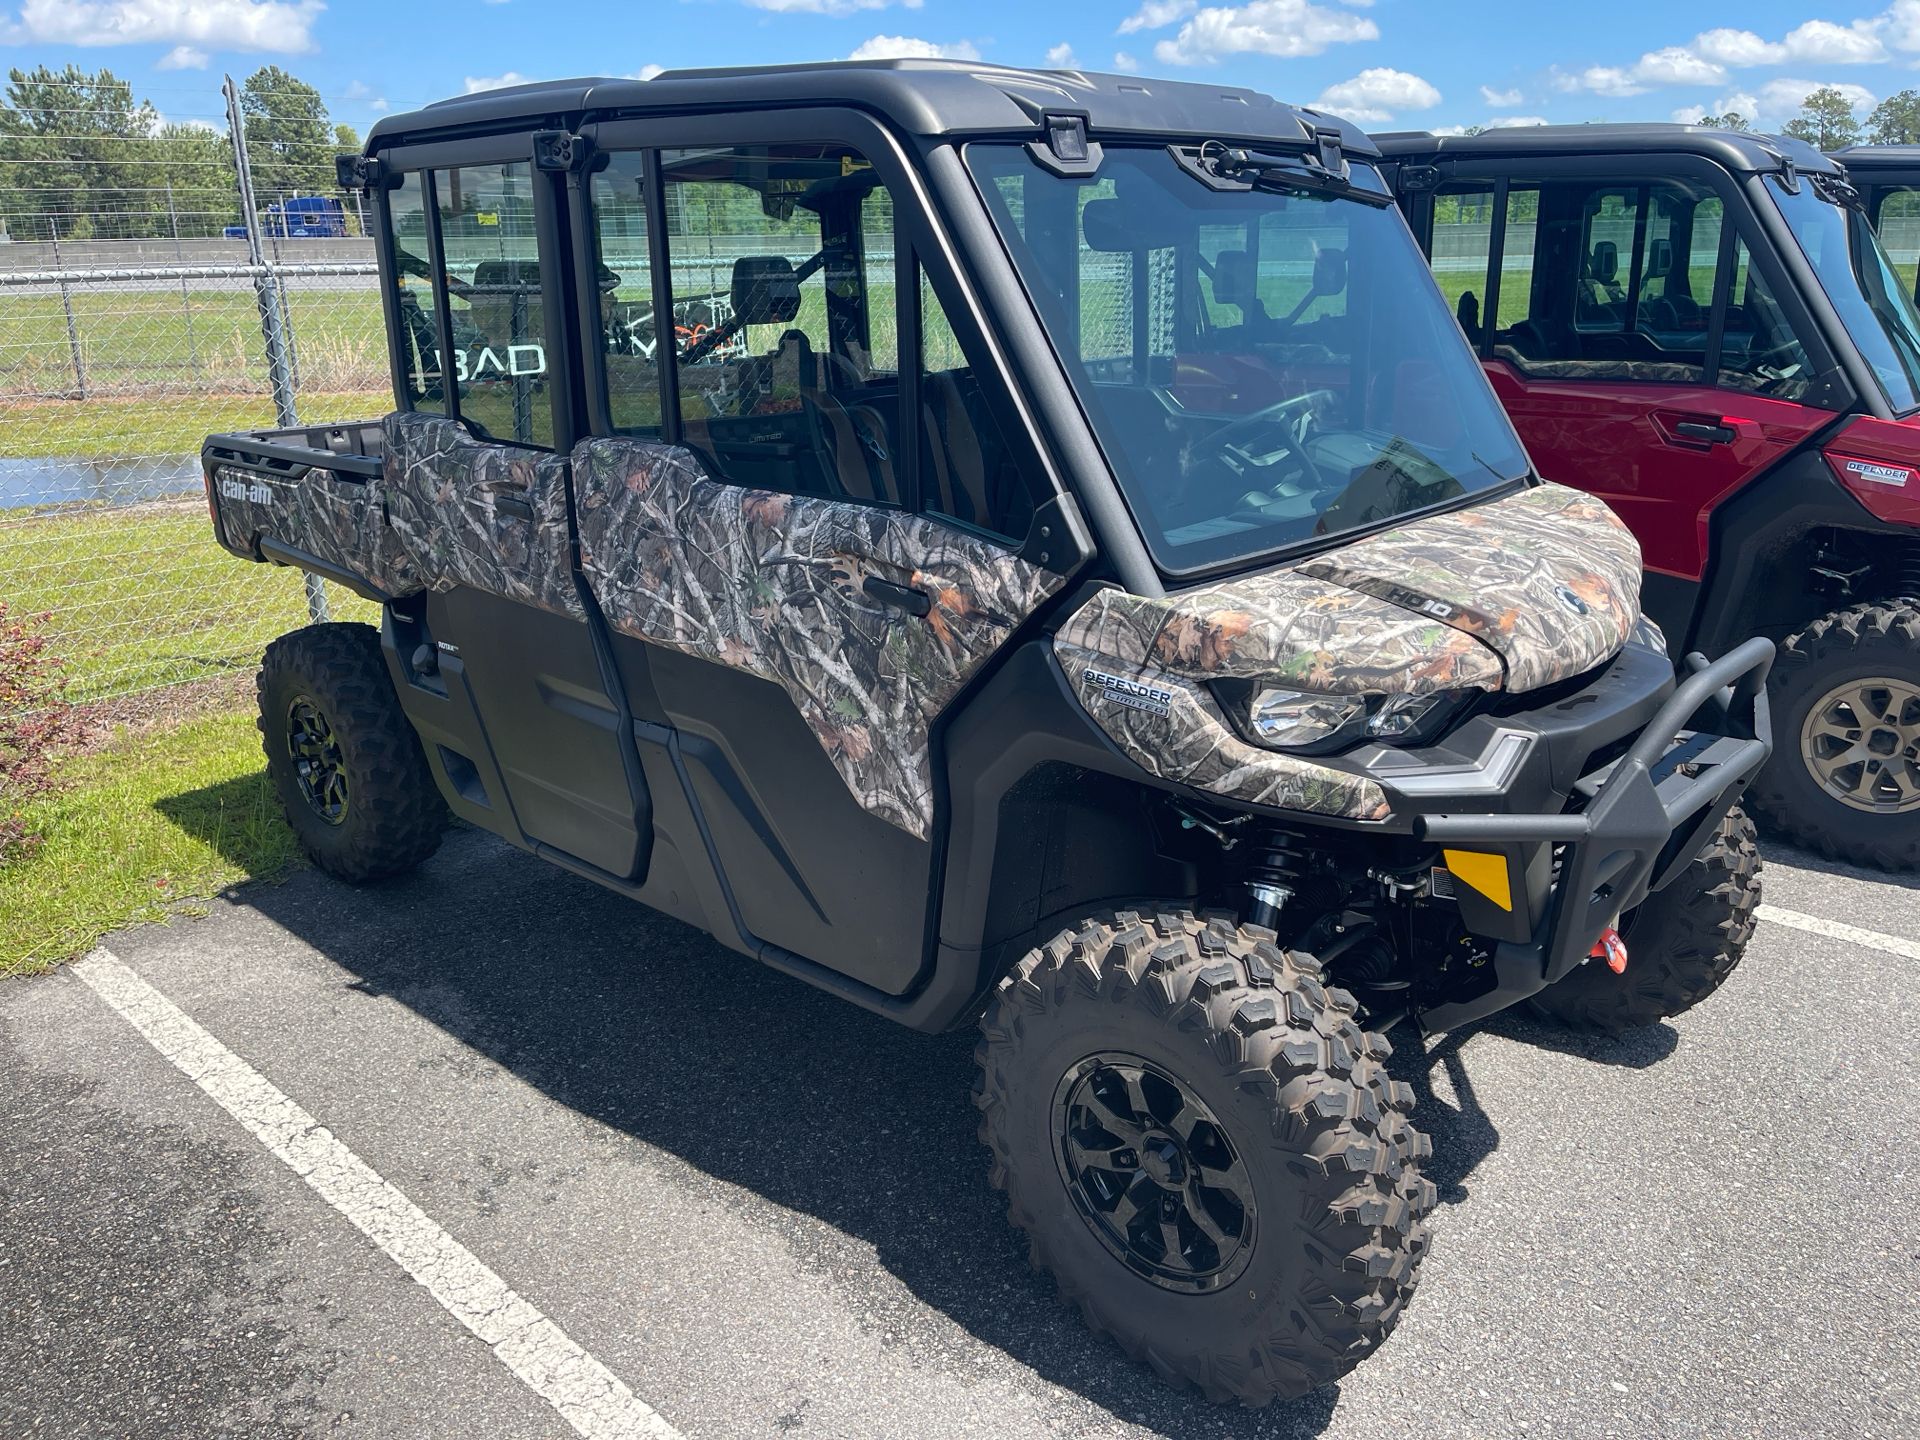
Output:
922 371 992 528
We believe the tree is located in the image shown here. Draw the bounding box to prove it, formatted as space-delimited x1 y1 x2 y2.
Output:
1696 111 1752 132
0 65 162 239
1868 89 1920 145
241 65 335 199
334 122 361 153
153 122 239 238
1783 87 1862 151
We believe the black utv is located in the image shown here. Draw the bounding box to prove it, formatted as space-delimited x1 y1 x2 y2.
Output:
203 62 1771 1404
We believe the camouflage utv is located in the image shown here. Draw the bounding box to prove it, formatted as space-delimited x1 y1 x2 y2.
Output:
204 62 1773 1404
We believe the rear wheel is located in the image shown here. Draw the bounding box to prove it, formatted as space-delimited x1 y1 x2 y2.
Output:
1528 806 1760 1033
1748 602 1920 870
258 622 447 883
975 908 1433 1404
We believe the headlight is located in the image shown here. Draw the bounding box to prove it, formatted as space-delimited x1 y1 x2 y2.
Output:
1246 687 1366 749
1215 679 1474 752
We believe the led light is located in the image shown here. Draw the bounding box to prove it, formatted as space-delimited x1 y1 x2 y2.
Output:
1247 687 1365 748
1368 692 1454 739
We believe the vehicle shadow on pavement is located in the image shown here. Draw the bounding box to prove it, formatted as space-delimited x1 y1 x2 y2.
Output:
1755 836 1920 891
175 826 1342 1438
1387 1018 1677 1206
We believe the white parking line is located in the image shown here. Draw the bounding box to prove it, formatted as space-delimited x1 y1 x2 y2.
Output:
1757 904 1920 961
71 947 683 1440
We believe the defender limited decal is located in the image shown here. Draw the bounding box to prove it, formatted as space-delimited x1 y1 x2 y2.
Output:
1844 458 1913 488
1083 667 1175 717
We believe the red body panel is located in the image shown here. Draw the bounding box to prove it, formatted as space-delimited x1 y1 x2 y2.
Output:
1484 360 1836 579
1821 414 1920 528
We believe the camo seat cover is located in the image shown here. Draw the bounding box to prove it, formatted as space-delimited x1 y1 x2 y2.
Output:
570 436 1063 838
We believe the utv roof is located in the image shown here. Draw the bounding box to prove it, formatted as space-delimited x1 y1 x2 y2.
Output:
365 59 1377 156
1831 144 1920 173
1373 123 1838 175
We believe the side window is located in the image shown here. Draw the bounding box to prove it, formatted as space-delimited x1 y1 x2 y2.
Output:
661 143 902 505
385 171 445 412
436 161 554 448
1873 187 1920 301
1496 184 1540 335
1717 237 1816 396
1430 184 1495 346
588 150 661 434
1633 189 1711 377
919 275 1035 542
1575 188 1638 333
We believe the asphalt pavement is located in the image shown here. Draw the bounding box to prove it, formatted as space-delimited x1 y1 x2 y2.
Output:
2 826 1915 1439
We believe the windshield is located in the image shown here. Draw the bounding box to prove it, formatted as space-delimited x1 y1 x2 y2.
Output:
1771 176 1920 414
967 145 1530 573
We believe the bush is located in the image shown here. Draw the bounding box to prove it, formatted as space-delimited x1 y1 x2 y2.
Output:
1 601 82 864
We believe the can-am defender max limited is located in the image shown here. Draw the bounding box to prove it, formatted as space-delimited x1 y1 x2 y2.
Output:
202 64 1772 1403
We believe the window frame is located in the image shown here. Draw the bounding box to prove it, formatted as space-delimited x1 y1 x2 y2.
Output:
370 136 576 452
1417 154 1847 403
573 109 1057 547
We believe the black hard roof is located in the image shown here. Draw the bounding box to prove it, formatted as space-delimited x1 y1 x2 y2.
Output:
1831 144 1920 173
366 59 1377 156
1372 122 1838 175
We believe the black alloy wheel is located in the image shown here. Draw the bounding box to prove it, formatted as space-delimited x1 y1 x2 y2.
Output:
286 695 349 825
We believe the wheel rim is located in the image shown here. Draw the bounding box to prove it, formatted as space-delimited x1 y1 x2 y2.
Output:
286 695 349 826
1052 1052 1257 1294
1799 676 1920 815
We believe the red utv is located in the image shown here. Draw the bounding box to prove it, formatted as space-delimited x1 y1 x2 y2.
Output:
1378 125 1920 868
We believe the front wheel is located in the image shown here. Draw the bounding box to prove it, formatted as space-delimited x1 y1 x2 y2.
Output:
974 909 1434 1404
1528 806 1760 1034
1748 602 1920 870
258 622 448 883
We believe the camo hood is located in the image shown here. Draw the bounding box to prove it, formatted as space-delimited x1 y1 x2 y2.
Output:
1054 482 1643 821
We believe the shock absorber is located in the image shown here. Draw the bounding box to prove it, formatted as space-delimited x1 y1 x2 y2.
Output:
1243 828 1307 933
1901 542 1920 600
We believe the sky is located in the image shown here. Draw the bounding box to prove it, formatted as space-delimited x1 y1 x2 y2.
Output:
5 0 1920 139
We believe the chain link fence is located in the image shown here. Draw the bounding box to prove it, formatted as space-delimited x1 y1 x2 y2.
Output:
1 75 385 705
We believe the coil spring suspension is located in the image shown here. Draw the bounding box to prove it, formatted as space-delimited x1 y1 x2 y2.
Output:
1244 829 1307 933
1901 543 1920 600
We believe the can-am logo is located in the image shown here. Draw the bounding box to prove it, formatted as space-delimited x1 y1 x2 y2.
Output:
1083 668 1175 717
217 473 273 505
1843 458 1913 488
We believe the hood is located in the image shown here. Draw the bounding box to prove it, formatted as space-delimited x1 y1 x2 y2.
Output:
1057 481 1641 699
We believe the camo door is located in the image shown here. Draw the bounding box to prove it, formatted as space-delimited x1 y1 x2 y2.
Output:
570 136 1063 990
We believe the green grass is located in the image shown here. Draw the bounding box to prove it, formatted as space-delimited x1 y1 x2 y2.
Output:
0 502 377 702
0 288 389 399
3 389 388 460
0 708 303 976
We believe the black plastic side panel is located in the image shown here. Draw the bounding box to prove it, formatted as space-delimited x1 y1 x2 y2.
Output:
422 586 649 879
1639 572 1702 654
643 645 933 995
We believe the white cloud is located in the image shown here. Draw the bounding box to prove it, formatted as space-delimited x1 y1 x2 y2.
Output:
463 72 533 94
1479 84 1523 107
1692 29 1782 67
1632 46 1725 86
846 34 980 61
1559 65 1646 98
1112 50 1140 71
1311 67 1439 125
1154 0 1378 66
1118 0 1193 33
630 64 664 80
1045 42 1076 66
1887 0 1920 52
1756 76 1877 120
5 0 322 53
1487 115 1549 129
155 43 206 69
747 0 922 14
1781 19 1884 64
369 98 390 113
1672 104 1708 124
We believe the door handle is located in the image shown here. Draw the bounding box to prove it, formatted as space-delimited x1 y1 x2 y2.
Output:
493 495 534 520
863 576 932 617
1672 420 1737 445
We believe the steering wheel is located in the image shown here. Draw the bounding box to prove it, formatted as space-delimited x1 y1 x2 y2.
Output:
1187 389 1334 469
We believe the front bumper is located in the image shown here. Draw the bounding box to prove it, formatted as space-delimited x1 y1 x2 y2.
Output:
1413 637 1775 1032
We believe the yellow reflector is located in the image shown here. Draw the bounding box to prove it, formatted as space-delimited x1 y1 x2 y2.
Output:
1443 849 1513 912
